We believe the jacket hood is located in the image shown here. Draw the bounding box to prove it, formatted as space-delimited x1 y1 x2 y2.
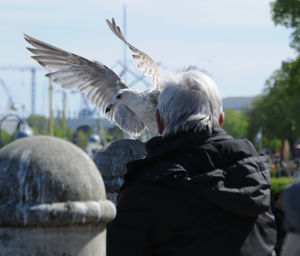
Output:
126 128 271 218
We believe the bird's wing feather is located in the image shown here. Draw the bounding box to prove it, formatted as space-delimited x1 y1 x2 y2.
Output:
24 34 145 135
106 18 161 89
114 105 145 135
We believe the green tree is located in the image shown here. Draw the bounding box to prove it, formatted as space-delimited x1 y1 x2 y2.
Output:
0 130 13 147
27 115 48 135
265 64 300 146
245 65 300 156
254 0 300 155
244 96 281 153
271 0 300 51
243 96 264 142
222 109 248 138
27 114 73 141
270 0 300 98
245 94 290 153
281 57 300 96
108 126 125 141
76 130 88 149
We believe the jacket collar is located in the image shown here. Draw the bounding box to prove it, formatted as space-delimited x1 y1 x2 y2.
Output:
126 128 231 180
145 127 231 159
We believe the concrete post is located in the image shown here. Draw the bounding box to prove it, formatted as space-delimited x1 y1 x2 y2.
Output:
94 139 146 203
0 136 116 256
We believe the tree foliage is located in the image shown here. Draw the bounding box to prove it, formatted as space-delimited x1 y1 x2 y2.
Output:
27 115 48 134
282 57 300 95
242 96 280 153
235 1 300 155
76 130 88 149
265 63 300 143
244 62 300 154
222 109 248 138
0 130 13 147
271 0 300 51
27 114 73 140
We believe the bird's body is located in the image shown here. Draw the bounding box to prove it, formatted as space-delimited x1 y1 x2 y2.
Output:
131 89 159 135
25 18 162 136
107 88 159 135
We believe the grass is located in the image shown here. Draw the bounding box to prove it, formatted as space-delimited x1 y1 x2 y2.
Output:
271 177 295 195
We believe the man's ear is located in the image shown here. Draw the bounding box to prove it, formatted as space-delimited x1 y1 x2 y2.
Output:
219 112 225 127
155 109 164 134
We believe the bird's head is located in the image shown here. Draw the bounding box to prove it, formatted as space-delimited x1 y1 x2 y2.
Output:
105 89 136 113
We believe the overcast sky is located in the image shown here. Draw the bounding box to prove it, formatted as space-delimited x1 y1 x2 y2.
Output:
0 0 297 118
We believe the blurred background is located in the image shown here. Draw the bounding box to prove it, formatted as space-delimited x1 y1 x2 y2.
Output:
0 0 299 179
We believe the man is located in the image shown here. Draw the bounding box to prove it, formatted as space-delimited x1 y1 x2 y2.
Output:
107 69 277 256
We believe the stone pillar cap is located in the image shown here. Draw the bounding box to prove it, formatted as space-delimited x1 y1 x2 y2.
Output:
0 136 116 226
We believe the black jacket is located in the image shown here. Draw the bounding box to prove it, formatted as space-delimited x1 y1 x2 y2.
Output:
107 128 277 256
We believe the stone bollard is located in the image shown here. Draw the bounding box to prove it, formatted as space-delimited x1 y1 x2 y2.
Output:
0 136 116 256
94 139 146 203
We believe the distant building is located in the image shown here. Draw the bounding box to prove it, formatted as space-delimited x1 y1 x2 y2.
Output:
2 98 256 135
2 117 114 135
0 117 33 138
1 119 18 135
222 97 255 112
66 118 114 132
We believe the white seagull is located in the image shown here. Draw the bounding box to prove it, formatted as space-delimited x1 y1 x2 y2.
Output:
24 18 162 136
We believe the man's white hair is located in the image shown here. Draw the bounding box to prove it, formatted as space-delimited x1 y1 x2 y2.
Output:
158 69 223 136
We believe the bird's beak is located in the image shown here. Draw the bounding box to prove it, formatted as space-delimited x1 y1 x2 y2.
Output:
105 104 113 113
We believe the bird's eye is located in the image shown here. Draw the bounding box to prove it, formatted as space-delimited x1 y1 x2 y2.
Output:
116 95 121 99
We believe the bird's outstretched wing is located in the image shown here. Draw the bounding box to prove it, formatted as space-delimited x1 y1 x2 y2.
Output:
24 34 145 135
106 18 161 89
